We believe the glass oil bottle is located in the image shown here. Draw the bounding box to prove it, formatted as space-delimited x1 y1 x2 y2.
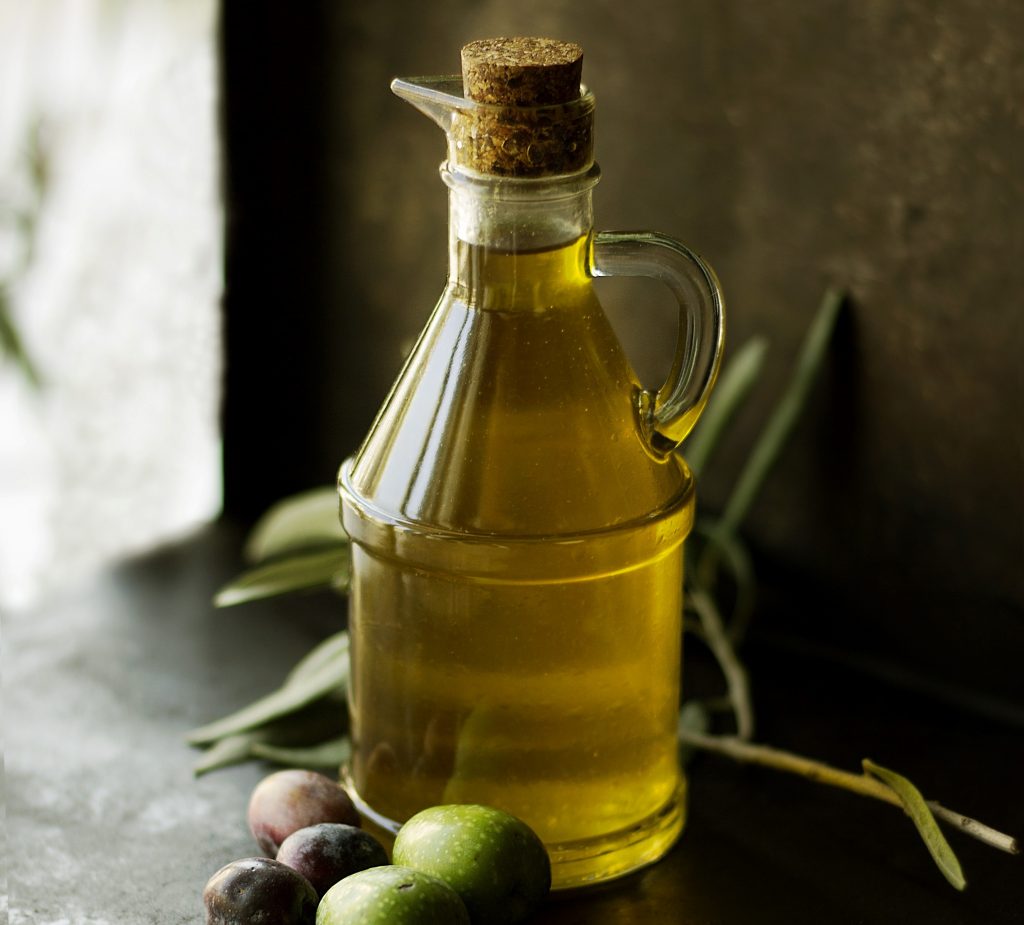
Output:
339 37 725 889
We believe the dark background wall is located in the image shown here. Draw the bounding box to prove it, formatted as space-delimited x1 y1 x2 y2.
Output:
222 1 1023 709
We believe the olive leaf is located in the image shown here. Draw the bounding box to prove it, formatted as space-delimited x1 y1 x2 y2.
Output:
251 737 352 770
214 547 350 608
285 631 350 686
194 732 264 776
717 288 844 536
192 699 348 775
684 336 768 477
187 647 350 746
864 759 967 891
244 486 349 564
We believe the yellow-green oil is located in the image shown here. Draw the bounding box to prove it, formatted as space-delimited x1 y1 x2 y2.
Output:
340 235 695 888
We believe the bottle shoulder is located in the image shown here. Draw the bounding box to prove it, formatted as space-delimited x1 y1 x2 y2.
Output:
346 288 693 537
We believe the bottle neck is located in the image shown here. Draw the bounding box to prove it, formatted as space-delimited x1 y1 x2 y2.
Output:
444 164 599 304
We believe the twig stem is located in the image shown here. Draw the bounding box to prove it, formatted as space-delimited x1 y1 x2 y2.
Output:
679 729 1020 855
927 801 1021 856
689 590 755 740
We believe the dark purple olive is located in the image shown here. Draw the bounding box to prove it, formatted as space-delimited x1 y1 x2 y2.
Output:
247 769 360 855
276 823 389 897
203 857 317 924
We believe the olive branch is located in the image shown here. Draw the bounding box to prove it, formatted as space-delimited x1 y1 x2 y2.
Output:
188 289 1019 891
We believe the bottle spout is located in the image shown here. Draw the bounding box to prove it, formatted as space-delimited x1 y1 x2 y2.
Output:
390 76 468 133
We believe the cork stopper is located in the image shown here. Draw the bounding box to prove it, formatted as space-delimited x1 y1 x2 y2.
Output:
461 37 583 106
452 37 593 178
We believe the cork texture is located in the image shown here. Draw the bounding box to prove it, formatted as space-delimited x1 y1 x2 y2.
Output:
461 37 583 105
454 37 591 177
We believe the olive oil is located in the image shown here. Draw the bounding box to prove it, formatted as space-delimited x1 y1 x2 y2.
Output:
340 236 695 887
341 39 724 889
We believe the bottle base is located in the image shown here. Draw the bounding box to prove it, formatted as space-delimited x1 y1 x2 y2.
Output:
544 780 686 890
342 772 686 891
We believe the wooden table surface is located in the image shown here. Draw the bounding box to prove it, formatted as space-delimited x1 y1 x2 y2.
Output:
6 522 1022 924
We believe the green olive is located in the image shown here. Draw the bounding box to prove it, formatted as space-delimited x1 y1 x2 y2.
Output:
316 866 469 924
392 804 551 924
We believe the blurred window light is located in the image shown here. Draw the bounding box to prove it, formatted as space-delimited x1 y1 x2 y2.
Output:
0 0 222 608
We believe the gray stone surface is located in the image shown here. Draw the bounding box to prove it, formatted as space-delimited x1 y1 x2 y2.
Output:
4 526 339 924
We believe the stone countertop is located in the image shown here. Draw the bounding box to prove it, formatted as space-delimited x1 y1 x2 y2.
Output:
6 522 1023 923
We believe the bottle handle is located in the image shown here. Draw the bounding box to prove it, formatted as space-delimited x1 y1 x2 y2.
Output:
589 231 726 458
